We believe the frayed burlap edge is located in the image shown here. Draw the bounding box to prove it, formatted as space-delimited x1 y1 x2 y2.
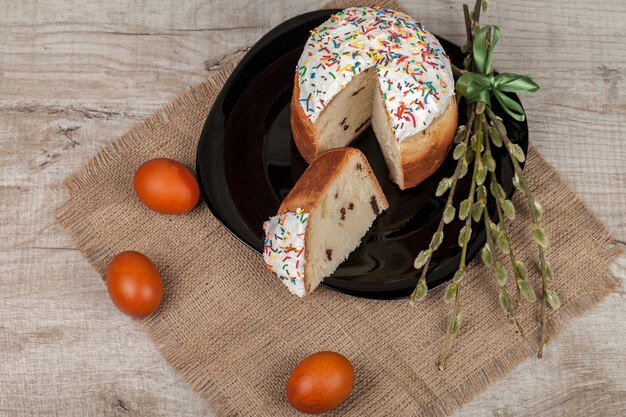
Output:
56 61 240 417
57 61 238 276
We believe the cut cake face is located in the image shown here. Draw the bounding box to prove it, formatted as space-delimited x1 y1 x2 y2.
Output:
263 148 388 296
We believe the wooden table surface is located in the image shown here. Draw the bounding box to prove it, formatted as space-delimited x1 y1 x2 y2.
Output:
1 0 624 415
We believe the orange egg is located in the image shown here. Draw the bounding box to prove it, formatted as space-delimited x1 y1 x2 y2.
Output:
286 351 355 414
106 251 163 318
134 158 200 214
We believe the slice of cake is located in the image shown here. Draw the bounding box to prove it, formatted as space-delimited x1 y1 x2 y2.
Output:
262 148 388 296
291 6 458 189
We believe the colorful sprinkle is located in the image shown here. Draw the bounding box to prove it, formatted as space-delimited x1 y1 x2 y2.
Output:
262 209 309 297
296 6 454 141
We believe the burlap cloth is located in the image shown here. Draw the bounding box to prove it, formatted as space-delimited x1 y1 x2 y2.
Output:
56 2 622 416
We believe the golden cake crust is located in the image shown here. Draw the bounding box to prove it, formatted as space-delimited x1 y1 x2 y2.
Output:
398 98 458 189
290 77 318 164
279 147 387 214
277 147 388 293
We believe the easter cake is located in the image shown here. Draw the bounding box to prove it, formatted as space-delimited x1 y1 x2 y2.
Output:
291 6 457 189
262 148 388 296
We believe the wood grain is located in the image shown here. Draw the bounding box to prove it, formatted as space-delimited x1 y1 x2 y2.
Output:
0 0 624 416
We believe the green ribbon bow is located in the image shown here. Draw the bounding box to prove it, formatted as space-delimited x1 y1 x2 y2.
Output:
456 25 539 122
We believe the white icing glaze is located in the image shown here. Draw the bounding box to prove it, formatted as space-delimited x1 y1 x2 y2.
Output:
262 208 308 297
296 6 454 141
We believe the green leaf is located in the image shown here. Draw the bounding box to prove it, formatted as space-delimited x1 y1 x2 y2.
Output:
496 232 511 255
444 283 457 303
476 163 487 186
499 287 512 312
470 133 484 152
532 225 549 248
414 249 432 269
443 205 456 224
453 269 465 283
453 142 467 160
453 125 466 143
483 153 496 172
517 279 537 302
458 158 469 178
496 183 507 199
542 260 554 282
507 142 526 163
411 280 428 302
546 289 561 310
488 126 503 147
482 0 488 11
481 244 493 266
431 231 444 251
494 119 507 138
532 200 544 222
475 101 486 115
472 201 484 222
501 199 516 220
496 263 507 286
459 198 472 220
477 185 487 201
490 222 500 236
449 314 462 335
458 225 472 247
515 260 528 281
436 177 453 197
490 181 506 199
466 148 475 164
512 174 522 191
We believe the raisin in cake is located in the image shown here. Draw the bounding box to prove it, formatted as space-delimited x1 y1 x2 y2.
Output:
262 148 388 296
291 6 458 190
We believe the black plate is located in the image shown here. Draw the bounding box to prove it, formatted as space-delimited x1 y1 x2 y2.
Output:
196 9 528 299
